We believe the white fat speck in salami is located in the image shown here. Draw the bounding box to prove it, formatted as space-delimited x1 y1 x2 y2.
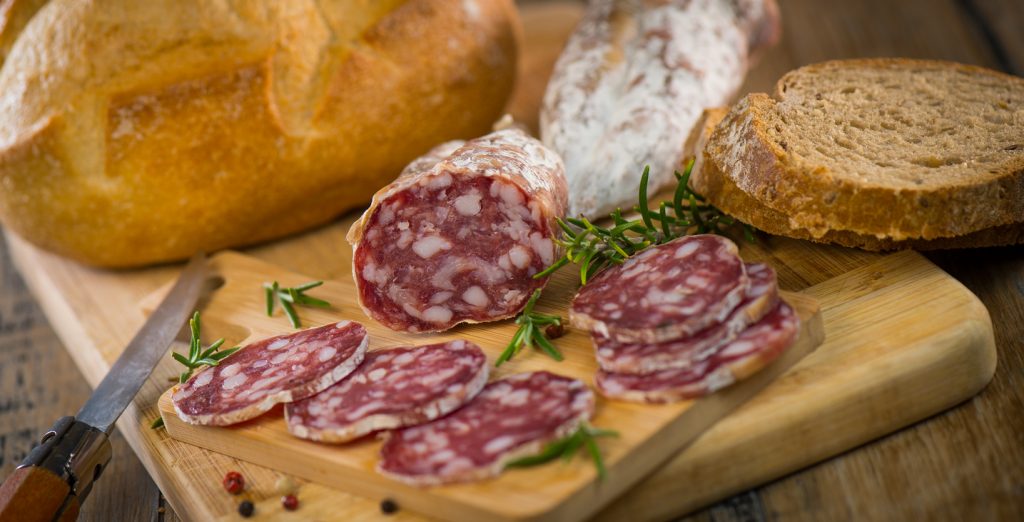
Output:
171 321 368 426
378 371 594 486
595 300 799 403
540 0 780 218
285 341 488 443
348 129 568 333
570 235 749 344
595 263 778 373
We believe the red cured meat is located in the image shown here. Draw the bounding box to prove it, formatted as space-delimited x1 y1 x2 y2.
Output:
172 321 368 426
570 235 749 344
378 371 594 486
595 262 778 373
285 340 488 443
595 300 799 403
347 128 568 333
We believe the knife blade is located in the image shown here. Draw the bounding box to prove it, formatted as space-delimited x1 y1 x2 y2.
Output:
0 252 209 522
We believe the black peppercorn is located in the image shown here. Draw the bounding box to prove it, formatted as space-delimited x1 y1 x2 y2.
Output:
238 500 255 518
380 498 399 515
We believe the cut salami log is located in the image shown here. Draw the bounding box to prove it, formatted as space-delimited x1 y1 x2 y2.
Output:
347 128 569 333
595 262 778 373
595 300 799 403
172 321 368 426
378 371 594 486
540 0 780 218
570 235 749 344
285 340 488 443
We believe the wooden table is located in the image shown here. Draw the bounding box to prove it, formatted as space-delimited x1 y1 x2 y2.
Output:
2 0 1023 520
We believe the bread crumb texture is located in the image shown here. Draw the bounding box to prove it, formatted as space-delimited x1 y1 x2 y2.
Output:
707 59 1024 241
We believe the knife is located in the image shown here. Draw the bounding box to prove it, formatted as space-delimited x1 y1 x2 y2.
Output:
0 252 209 522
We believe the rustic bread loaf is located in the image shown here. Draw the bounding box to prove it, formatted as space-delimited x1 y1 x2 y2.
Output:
691 105 1024 250
0 0 519 267
703 59 1024 242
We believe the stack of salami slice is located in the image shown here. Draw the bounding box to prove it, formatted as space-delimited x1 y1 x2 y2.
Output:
569 235 800 403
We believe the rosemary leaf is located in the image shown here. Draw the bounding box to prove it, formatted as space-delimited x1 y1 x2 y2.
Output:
496 290 564 367
263 280 331 328
504 423 617 480
170 311 239 384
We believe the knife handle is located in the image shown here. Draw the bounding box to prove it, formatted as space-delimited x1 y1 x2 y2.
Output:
0 417 110 522
0 466 79 522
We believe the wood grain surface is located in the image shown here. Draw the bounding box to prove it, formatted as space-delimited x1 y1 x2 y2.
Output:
149 251 822 522
1 0 1023 521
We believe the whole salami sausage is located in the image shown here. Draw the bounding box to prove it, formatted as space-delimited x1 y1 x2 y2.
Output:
595 300 799 403
378 371 594 486
285 340 488 443
595 262 778 373
540 0 780 218
172 321 368 426
348 129 568 333
570 235 749 344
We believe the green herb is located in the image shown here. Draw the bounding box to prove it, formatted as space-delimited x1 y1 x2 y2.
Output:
534 161 754 285
172 311 240 384
150 417 165 430
506 423 618 479
496 290 564 367
264 280 331 328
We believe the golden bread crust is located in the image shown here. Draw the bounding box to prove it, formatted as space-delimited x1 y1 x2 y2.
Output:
0 0 519 267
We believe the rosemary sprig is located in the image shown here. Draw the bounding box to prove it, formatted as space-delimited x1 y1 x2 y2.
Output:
534 161 754 285
172 311 240 384
264 280 331 328
495 290 565 367
506 423 618 480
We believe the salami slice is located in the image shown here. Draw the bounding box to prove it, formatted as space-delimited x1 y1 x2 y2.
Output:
570 235 749 344
378 371 594 486
172 321 368 426
595 300 799 403
595 262 778 373
347 128 569 333
285 340 489 443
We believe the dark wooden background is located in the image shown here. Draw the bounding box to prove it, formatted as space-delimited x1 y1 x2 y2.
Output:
1 0 1022 520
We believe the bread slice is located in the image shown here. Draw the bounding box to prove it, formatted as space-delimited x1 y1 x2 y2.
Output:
702 59 1024 242
690 107 1024 250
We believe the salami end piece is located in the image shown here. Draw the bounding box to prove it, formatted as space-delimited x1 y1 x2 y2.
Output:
570 235 749 344
348 128 568 333
285 340 489 443
595 262 778 373
378 371 594 486
595 300 799 403
171 321 368 426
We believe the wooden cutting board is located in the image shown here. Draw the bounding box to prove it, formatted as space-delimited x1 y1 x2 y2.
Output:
1 2 999 520
150 251 823 522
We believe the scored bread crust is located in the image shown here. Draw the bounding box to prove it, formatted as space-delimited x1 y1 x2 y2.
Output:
0 0 520 267
704 58 1024 242
692 107 1024 250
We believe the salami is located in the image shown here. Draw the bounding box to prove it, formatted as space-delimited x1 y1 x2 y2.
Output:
285 340 489 443
595 263 778 373
570 235 749 344
540 0 780 218
595 300 799 403
172 321 368 426
378 371 594 486
348 128 569 333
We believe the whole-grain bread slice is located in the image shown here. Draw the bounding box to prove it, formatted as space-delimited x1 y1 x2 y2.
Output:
703 59 1024 242
690 107 1024 250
